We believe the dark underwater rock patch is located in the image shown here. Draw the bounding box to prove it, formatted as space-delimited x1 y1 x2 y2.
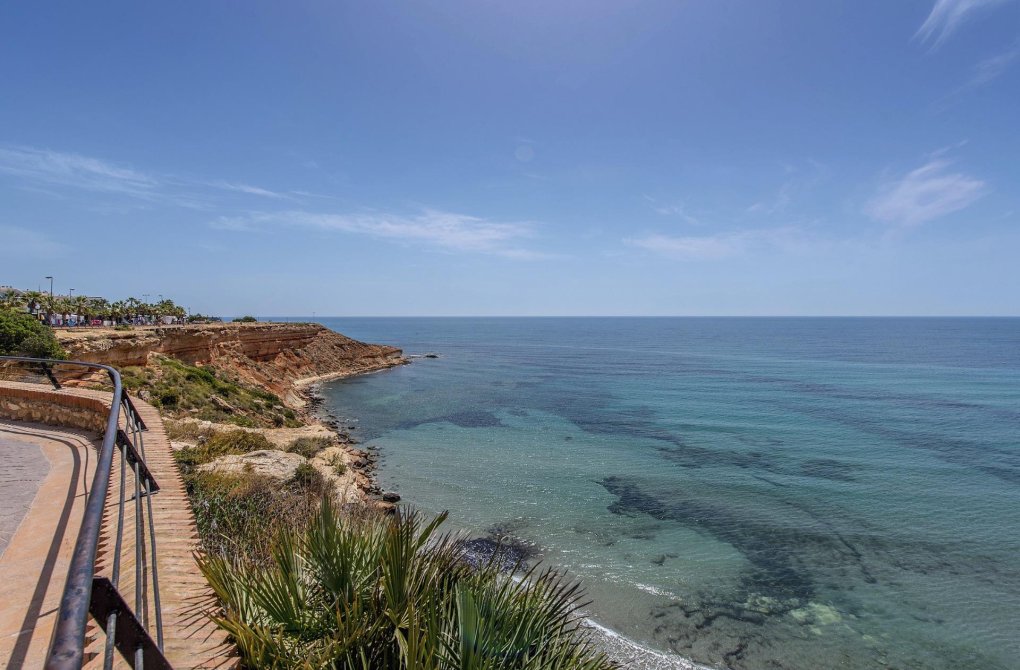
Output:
432 409 506 428
599 475 821 601
458 534 537 572
799 458 859 482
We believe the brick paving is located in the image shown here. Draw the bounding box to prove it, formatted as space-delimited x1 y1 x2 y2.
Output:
0 383 236 669
0 434 49 557
0 421 95 668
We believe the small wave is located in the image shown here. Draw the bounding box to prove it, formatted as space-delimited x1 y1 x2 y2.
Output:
634 582 677 598
582 618 715 670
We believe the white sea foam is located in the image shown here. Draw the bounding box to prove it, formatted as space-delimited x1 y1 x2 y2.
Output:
634 582 676 598
583 617 714 670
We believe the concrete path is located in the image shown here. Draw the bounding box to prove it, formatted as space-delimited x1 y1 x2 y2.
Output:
0 421 95 669
0 434 50 557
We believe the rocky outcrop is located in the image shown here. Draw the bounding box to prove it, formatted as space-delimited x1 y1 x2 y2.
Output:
197 445 372 504
198 449 307 479
57 322 406 405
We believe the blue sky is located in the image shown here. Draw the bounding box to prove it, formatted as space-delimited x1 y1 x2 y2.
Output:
1 0 1018 316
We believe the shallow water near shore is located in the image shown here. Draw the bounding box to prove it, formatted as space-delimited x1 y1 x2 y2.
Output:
292 317 1020 670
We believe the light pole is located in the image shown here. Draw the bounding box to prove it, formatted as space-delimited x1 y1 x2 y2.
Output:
69 288 75 298
44 276 53 323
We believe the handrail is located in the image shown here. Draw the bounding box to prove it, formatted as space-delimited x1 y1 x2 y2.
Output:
0 356 170 669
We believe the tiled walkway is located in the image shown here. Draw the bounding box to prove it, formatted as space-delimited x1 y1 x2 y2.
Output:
0 433 49 556
0 384 236 669
0 421 95 668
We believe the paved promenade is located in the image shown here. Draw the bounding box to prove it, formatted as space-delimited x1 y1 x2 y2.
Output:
0 383 235 669
0 421 95 668
0 433 50 556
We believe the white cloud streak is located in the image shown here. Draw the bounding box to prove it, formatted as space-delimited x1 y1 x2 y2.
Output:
865 158 985 227
0 144 298 204
915 0 1008 48
213 209 548 259
208 181 291 199
0 145 157 196
969 41 1020 86
625 227 809 260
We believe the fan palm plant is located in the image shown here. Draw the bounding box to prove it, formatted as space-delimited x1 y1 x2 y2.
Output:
199 499 616 670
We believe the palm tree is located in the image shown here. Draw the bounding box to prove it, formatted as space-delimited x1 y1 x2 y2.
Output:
68 295 90 325
0 290 27 311
124 297 143 323
199 500 616 670
110 300 127 324
87 297 111 324
22 290 45 317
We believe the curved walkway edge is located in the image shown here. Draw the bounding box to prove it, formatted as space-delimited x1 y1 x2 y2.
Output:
0 382 236 669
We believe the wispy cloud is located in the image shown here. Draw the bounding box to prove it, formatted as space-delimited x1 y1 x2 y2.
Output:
625 227 808 260
746 181 793 216
969 40 1020 86
745 160 828 217
0 144 305 205
213 209 548 259
0 225 67 259
915 0 1008 48
208 180 292 199
642 195 705 225
865 157 985 227
0 145 158 196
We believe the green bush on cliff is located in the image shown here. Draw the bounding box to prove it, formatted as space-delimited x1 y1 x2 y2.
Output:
173 429 275 474
175 428 330 564
0 308 65 359
286 435 332 459
232 315 257 323
120 356 300 428
199 498 617 670
184 470 330 565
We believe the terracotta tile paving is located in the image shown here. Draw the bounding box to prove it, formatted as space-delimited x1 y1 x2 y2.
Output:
0 384 237 669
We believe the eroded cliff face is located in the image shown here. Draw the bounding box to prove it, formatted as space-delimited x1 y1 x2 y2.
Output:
57 322 406 404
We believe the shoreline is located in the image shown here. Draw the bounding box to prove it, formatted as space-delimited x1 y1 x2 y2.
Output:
303 362 712 670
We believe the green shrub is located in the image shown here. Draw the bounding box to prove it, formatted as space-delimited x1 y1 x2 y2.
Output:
114 324 133 331
174 429 274 473
286 436 332 459
157 390 179 408
121 356 302 428
0 308 64 358
232 315 258 323
326 451 348 477
199 500 616 669
185 471 322 565
187 314 222 323
289 461 325 489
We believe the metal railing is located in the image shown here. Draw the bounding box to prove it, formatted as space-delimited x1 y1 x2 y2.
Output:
0 356 170 669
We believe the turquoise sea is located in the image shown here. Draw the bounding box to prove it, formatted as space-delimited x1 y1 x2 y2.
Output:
295 317 1019 670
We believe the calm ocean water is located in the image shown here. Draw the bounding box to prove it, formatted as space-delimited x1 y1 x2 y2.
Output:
288 317 1020 670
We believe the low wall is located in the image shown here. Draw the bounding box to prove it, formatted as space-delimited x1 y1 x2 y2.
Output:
0 383 109 434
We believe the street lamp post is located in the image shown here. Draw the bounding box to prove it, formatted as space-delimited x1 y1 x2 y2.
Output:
69 288 75 298
44 276 53 324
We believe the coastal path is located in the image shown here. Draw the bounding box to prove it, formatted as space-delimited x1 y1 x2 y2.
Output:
0 378 236 669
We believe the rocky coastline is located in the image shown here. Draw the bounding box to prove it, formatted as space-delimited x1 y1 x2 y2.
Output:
56 321 409 507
